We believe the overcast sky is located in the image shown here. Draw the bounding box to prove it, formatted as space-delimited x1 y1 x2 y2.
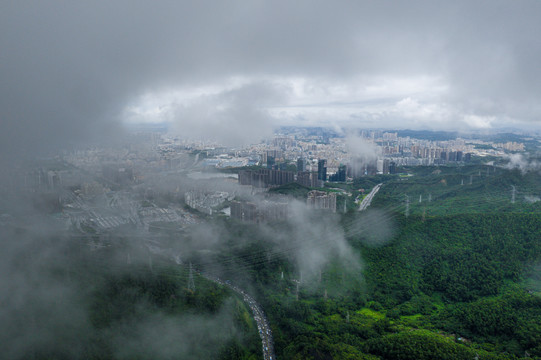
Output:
2 1 541 153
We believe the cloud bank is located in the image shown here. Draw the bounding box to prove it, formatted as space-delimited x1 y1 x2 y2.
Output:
3 1 541 161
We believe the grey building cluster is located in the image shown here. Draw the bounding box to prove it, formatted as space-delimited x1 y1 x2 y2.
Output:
296 171 320 188
230 200 289 223
328 164 347 182
184 190 231 215
238 169 295 188
102 164 134 185
262 150 284 167
22 168 76 192
306 190 337 212
349 158 396 177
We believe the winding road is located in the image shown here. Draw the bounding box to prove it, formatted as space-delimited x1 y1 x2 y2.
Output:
178 183 384 360
200 273 276 360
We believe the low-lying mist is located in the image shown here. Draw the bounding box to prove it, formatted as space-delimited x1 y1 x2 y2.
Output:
0 138 402 359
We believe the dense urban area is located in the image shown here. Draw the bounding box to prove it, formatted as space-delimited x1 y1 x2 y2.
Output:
2 126 541 359
23 126 533 226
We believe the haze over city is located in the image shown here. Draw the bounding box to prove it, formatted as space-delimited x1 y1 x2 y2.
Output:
2 2 541 360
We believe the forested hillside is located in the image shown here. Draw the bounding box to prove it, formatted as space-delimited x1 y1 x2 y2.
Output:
10 166 541 359
190 170 541 359
248 212 541 359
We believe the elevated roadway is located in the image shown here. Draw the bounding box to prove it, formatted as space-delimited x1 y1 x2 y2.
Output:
200 273 275 360
358 183 382 211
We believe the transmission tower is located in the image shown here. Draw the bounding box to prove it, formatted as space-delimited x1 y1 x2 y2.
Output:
188 262 195 291
346 311 350 323
405 194 410 217
511 185 516 204
419 194 422 203
292 279 300 300
461 178 464 185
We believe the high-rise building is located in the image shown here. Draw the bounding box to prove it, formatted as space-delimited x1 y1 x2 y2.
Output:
389 161 397 174
296 171 319 188
297 158 307 172
238 170 252 185
306 190 337 212
231 200 288 223
376 159 384 173
266 155 275 168
365 161 377 176
440 151 448 162
268 169 295 186
231 201 258 222
47 170 61 189
339 164 347 181
317 159 327 182
329 164 346 182
237 169 295 188
382 159 390 175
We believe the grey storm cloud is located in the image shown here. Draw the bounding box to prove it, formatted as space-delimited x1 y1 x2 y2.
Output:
166 81 285 146
2 0 541 161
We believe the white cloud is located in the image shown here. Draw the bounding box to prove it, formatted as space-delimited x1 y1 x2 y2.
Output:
462 114 495 129
124 80 285 146
121 71 539 133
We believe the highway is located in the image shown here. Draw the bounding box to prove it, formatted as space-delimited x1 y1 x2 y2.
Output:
358 183 382 211
200 273 276 360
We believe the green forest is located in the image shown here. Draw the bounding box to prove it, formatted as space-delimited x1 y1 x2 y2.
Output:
187 165 541 359
12 165 541 359
206 212 541 359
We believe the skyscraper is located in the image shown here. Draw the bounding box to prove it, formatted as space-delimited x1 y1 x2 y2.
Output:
329 164 346 182
297 158 307 172
317 159 327 182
